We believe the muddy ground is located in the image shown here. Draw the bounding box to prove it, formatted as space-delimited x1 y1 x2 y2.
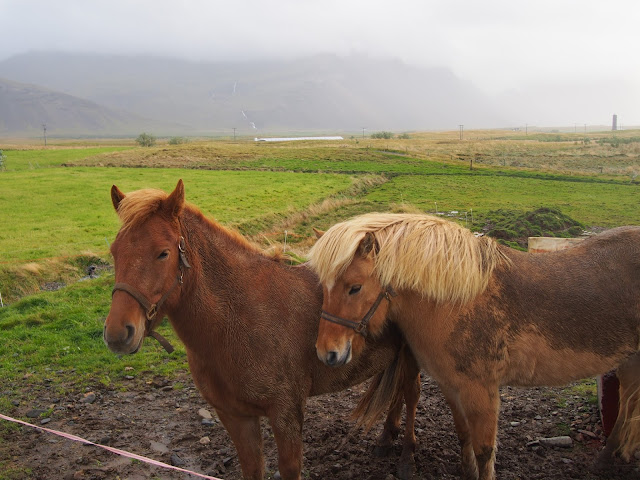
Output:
2 372 639 480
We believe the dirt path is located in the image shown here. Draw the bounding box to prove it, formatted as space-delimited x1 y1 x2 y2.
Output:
1 374 638 480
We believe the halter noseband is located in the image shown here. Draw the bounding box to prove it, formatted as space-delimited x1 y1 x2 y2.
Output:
111 236 191 353
320 286 397 337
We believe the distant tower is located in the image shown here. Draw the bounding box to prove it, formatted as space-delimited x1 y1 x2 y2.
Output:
612 114 618 131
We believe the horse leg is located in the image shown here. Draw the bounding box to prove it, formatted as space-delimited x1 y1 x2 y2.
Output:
391 349 421 480
216 410 264 480
396 358 421 480
458 382 501 480
597 353 640 466
440 385 477 480
373 390 403 457
269 403 305 480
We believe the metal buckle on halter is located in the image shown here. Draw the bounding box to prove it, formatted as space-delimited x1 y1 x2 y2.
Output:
178 236 191 269
354 322 367 335
146 304 158 320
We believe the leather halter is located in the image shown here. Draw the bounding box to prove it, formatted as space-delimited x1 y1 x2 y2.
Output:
320 286 397 337
111 236 191 353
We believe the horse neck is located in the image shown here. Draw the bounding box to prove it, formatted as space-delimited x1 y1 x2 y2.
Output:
167 208 271 345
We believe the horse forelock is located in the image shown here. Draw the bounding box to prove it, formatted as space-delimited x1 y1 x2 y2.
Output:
116 188 169 233
309 213 508 305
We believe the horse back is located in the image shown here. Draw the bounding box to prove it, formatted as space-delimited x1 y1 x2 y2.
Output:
446 227 640 386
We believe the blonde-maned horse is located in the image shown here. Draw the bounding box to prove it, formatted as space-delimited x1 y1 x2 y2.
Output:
308 212 640 480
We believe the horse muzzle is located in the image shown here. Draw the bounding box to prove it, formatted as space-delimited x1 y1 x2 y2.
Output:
103 316 144 355
318 340 352 367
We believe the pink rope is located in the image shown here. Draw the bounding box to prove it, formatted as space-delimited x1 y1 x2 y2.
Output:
0 412 223 480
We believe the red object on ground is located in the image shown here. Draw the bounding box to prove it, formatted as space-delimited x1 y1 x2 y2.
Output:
597 371 620 436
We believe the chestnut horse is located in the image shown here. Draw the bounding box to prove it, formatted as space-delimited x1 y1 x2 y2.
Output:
308 212 640 480
103 181 421 480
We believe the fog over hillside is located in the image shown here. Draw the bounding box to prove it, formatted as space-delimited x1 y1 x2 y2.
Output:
0 76 184 136
0 52 507 136
1 0 638 136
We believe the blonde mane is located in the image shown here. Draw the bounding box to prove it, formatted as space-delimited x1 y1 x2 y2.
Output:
309 212 509 305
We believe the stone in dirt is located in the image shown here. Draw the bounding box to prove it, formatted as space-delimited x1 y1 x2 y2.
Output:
170 453 186 466
26 409 45 418
538 436 573 448
80 392 96 404
198 408 212 419
150 440 169 453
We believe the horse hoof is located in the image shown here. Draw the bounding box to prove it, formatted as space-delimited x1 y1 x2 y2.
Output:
396 458 416 480
373 444 393 457
593 447 616 471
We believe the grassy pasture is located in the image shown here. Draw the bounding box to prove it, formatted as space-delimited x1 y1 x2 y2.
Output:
0 167 352 264
366 174 640 227
0 274 185 387
69 130 640 178
0 146 132 171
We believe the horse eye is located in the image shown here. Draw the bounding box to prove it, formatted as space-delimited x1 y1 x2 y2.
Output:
348 285 362 295
157 250 169 260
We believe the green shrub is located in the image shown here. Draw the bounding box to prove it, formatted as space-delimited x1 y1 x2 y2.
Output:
135 132 156 147
371 131 394 139
168 136 188 145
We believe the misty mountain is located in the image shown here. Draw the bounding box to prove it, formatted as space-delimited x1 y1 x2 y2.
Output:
0 52 507 135
0 77 183 136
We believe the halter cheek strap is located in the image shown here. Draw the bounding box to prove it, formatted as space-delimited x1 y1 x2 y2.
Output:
320 286 397 337
111 236 190 353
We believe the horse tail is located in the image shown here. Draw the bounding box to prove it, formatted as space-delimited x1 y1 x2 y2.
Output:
351 344 409 432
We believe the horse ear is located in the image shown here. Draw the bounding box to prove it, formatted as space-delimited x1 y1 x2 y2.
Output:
357 232 378 257
165 179 185 218
312 227 325 239
111 185 125 211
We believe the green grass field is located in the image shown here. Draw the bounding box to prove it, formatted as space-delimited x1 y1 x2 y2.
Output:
0 274 185 387
366 174 640 227
0 167 352 263
1 146 132 171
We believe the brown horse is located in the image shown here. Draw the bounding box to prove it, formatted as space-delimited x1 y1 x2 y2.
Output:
308 212 640 480
103 181 421 480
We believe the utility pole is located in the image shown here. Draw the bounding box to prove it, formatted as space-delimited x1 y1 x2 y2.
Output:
362 127 366 139
525 124 528 135
458 125 464 141
233 127 236 141
42 124 47 146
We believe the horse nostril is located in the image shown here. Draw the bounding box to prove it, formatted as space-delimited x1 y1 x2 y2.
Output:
125 325 136 343
326 351 338 366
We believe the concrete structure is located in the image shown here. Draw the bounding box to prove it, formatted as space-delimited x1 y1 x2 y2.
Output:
255 136 343 142
528 236 584 253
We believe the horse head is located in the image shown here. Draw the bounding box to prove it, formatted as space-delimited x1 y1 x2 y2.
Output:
314 233 393 367
104 179 188 355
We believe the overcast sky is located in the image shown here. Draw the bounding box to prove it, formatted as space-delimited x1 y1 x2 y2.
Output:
1 0 639 126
